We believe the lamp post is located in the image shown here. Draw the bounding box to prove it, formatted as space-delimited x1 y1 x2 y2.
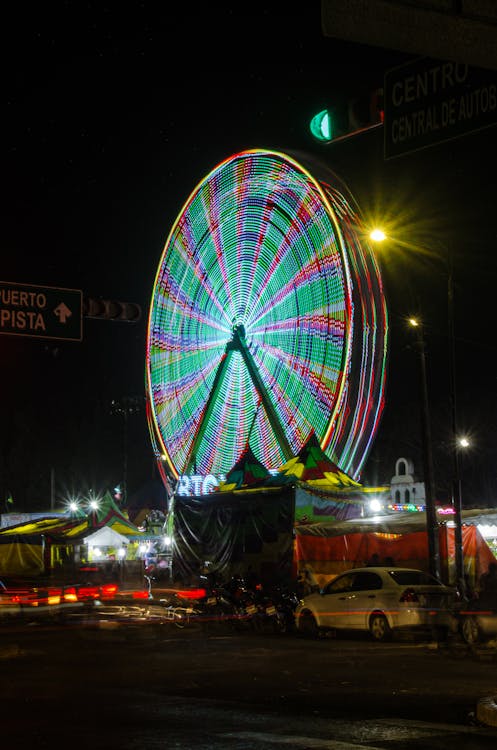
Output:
409 318 441 581
452 435 470 597
368 228 441 580
447 248 467 598
110 396 141 505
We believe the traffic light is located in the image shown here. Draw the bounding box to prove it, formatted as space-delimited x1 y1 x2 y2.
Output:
310 107 345 143
310 89 384 143
83 297 142 322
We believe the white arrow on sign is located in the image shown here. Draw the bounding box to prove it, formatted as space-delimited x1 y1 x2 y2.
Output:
54 302 72 324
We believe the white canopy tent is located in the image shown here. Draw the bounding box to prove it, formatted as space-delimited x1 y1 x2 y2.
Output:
83 526 130 549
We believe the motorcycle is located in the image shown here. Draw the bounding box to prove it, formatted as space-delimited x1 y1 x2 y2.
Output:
269 586 300 634
250 583 280 634
249 583 299 634
219 574 258 630
192 572 239 631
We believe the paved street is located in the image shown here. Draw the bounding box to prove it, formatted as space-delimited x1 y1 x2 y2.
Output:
2 618 497 748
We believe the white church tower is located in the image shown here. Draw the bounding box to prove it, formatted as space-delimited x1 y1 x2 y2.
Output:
388 457 426 511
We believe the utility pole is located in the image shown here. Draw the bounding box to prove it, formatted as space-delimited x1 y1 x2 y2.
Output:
110 396 141 505
447 245 466 598
411 318 441 580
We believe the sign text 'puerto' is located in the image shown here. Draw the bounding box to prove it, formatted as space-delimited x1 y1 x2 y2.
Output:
0 281 83 342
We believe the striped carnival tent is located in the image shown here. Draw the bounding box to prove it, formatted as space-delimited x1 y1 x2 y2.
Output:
295 512 497 590
0 492 144 577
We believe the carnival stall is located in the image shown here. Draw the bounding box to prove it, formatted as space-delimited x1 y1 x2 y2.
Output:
0 492 145 579
294 511 497 590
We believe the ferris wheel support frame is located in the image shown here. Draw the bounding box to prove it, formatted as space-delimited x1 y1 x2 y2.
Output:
185 323 293 473
230 324 293 462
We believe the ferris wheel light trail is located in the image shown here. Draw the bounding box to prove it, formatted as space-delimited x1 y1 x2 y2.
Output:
146 149 388 482
230 324 294 461
185 322 293 473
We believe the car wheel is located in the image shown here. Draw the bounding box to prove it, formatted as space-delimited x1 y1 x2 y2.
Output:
461 615 481 645
369 613 391 642
300 610 320 638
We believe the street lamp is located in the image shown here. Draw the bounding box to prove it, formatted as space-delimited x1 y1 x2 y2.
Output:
452 433 471 598
369 228 386 243
447 248 468 598
408 317 441 581
110 396 141 505
369 227 441 580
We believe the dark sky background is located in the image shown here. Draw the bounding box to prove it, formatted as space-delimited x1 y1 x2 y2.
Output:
2 1 497 511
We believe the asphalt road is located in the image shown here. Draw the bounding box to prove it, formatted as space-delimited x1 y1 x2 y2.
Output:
2 616 497 749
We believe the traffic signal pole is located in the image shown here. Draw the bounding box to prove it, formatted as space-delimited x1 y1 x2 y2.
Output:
322 121 383 145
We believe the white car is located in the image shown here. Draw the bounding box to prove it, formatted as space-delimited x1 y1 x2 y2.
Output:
294 567 456 641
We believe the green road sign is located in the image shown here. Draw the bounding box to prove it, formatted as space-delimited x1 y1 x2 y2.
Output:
0 281 83 341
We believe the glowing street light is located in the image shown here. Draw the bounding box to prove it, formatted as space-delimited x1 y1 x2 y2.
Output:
369 228 386 243
369 498 383 513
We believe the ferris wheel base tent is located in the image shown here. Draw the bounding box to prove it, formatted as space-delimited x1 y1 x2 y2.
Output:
167 433 390 586
146 148 388 494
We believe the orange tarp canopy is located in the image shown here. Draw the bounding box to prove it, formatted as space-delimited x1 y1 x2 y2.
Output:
295 524 496 590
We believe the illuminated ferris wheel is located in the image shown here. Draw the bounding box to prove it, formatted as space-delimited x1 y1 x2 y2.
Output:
146 149 387 483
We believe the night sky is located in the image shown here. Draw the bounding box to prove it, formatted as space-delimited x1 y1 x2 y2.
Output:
2 2 497 510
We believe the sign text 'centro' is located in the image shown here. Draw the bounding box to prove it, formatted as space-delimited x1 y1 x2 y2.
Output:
0 281 83 342
384 58 497 159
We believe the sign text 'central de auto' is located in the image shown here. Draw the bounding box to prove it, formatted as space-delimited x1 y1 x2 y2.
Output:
384 58 497 158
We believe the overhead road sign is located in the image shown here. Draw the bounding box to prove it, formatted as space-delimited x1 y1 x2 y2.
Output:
0 281 82 342
383 57 497 159
321 0 497 71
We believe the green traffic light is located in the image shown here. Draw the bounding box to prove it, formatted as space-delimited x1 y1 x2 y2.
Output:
310 109 333 142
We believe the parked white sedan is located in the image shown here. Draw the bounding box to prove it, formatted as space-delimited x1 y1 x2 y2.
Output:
294 567 456 641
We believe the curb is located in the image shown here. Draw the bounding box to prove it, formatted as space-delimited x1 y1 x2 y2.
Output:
477 696 497 727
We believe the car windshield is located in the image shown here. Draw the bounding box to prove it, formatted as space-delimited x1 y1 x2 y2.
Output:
388 570 442 586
